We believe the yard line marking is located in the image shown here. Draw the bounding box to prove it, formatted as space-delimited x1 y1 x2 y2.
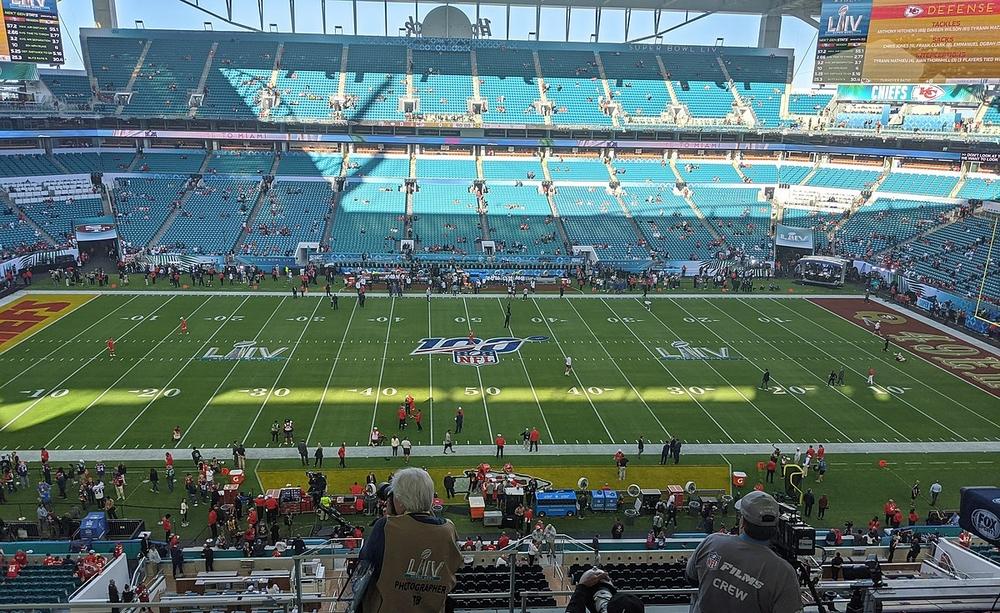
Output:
179 297 287 444
664 298 841 441
704 299 910 441
530 299 613 440
742 298 962 439
462 297 494 440
110 296 250 447
369 297 398 437
562 299 669 436
243 298 323 441
598 299 733 442
782 299 1000 433
0 296 176 433
427 298 435 445
0 296 138 389
44 296 204 447
498 298 554 443
307 299 359 444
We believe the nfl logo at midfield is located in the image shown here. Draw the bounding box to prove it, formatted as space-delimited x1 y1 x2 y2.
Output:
411 335 547 367
453 349 500 366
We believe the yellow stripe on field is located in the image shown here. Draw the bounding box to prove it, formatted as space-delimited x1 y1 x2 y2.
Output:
0 294 96 353
259 464 731 496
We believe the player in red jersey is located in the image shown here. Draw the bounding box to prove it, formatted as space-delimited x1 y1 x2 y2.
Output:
468 329 476 344
106 337 116 358
179 317 188 334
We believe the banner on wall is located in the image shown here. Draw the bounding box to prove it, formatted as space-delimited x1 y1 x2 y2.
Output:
73 216 117 242
836 84 984 105
775 224 815 249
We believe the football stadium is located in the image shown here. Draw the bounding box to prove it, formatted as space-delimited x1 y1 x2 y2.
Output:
0 0 999 610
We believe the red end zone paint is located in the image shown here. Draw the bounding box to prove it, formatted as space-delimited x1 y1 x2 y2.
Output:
811 298 1000 398
0 295 92 351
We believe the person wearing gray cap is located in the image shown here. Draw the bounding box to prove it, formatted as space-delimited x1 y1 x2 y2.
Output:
685 490 803 613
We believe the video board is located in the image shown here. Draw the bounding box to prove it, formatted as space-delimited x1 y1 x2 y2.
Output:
814 0 1000 84
0 0 64 65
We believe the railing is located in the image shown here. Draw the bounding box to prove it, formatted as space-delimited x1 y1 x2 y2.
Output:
518 587 698 612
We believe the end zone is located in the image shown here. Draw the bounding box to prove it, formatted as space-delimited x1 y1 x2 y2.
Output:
0 293 96 353
811 297 1000 398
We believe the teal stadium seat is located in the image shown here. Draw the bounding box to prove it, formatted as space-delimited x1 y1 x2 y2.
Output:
484 184 560 256
159 178 260 254
412 183 483 255
127 39 214 117
270 42 344 122
243 180 333 255
113 176 188 248
329 181 405 255
476 48 544 125
412 50 474 117
200 40 278 121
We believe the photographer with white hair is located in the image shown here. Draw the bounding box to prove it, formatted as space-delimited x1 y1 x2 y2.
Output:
351 467 462 612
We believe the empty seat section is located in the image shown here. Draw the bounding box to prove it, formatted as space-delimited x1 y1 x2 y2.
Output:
806 166 881 189
270 42 344 122
159 178 259 254
788 93 832 115
199 40 277 121
668 55 733 119
205 151 275 175
676 160 741 183
485 184 560 255
739 163 811 185
482 158 542 181
127 39 213 116
905 215 998 297
879 171 958 197
113 176 187 247
330 181 405 255
87 37 147 93
835 197 954 257
136 151 206 174
276 152 343 177
346 155 410 179
41 72 94 109
546 158 610 181
739 83 784 127
0 154 61 177
958 176 1000 200
475 48 543 124
412 184 482 255
412 50 473 117
343 44 406 122
612 158 672 183
243 180 333 256
601 51 670 119
55 151 135 173
554 186 646 260
416 157 477 179
622 185 718 260
538 51 611 126
691 187 772 256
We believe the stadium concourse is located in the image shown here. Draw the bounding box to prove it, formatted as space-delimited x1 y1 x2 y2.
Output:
3 24 1000 613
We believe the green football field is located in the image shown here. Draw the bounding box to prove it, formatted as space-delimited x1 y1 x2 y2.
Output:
2 290 998 452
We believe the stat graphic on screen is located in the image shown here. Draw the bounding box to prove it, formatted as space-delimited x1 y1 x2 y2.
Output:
0 0 64 65
814 0 1000 84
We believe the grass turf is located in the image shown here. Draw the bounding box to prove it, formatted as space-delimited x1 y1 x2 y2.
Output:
1 292 996 450
0 453 982 544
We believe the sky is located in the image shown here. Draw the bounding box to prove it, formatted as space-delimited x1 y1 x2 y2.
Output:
55 0 821 89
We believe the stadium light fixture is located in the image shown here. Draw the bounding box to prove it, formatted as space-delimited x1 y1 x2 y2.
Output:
715 37 724 46
134 20 144 29
203 22 214 31
654 35 663 43
334 25 343 34
269 23 279 32
529 31 537 40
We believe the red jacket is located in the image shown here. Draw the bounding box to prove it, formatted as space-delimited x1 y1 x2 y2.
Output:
496 436 505 447
208 510 218 526
529 429 540 442
338 446 346 458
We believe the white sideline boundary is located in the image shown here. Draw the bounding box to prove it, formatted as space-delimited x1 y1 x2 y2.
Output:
14 289 853 299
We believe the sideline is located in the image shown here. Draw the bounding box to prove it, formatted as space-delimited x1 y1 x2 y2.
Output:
13 440 1000 463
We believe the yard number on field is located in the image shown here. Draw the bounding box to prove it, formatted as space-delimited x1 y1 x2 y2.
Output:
21 388 69 398
568 387 614 395
288 316 326 322
667 386 716 395
351 387 398 396
128 387 181 398
757 317 792 324
870 385 910 395
769 385 814 395
530 317 566 323
122 314 158 321
370 317 405 322
240 387 291 397
466 386 501 396
205 315 245 321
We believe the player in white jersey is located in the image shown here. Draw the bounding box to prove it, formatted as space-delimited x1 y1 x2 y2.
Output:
564 355 573 376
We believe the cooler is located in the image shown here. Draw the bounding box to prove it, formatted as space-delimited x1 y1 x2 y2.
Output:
79 512 107 540
484 511 503 527
469 496 485 520
732 471 747 489
667 485 685 508
640 488 662 512
228 469 245 486
223 483 240 505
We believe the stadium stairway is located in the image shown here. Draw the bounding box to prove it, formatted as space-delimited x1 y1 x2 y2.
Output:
233 156 281 251
117 40 154 115
798 160 821 185
655 56 681 106
145 182 196 250
47 154 71 174
258 43 286 119
531 51 554 126
187 42 220 118
732 159 750 183
0 189 58 247
949 164 969 199
541 185 572 251
609 187 649 250
592 52 620 129
716 57 751 127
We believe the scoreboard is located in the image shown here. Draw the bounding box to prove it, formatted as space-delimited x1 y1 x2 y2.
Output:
0 0 64 65
814 0 1000 84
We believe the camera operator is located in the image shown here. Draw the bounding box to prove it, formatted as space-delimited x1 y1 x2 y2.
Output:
686 491 803 613
567 567 644 613
351 467 462 612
